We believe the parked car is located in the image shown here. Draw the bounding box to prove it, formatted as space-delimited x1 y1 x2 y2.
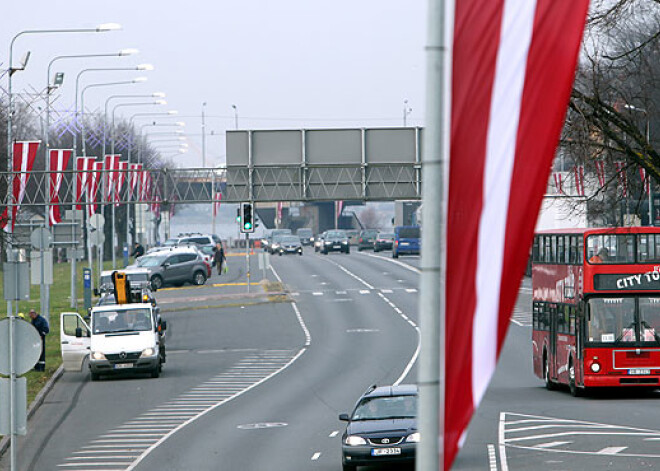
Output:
131 248 208 289
274 235 303 255
392 225 421 258
358 229 379 251
297 228 314 246
321 230 350 254
374 232 395 252
340 384 418 470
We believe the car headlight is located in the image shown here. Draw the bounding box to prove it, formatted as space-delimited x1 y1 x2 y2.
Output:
590 361 601 373
342 240 349 244
406 432 420 443
345 435 367 446
272 243 280 249
141 348 156 358
91 351 106 360
325 241 332 245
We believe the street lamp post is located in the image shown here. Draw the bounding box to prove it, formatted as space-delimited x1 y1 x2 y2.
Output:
625 104 653 225
45 49 137 309
6 23 121 471
109 100 166 268
232 104 238 130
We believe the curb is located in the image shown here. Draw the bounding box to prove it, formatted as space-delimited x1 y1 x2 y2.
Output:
0 365 64 460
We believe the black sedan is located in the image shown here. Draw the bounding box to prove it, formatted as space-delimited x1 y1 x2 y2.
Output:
339 384 418 470
321 230 350 254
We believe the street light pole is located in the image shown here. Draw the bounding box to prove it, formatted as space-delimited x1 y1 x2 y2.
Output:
6 24 121 471
232 104 238 130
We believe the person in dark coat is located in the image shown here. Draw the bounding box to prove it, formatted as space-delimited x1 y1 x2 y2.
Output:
29 309 49 372
131 242 145 259
212 242 226 275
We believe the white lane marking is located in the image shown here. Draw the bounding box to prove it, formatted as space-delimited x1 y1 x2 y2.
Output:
597 447 628 455
311 452 322 461
359 289 370 294
381 289 393 294
321 257 375 289
358 251 421 274
534 441 572 449
320 282 328 285
313 292 323 296
405 288 417 293
336 290 347 295
329 430 339 438
499 412 510 471
487 444 498 471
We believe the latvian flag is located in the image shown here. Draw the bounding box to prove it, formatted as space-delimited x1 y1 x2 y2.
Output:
76 157 95 210
444 1 588 469
0 141 40 231
49 149 72 226
104 155 120 202
213 191 222 217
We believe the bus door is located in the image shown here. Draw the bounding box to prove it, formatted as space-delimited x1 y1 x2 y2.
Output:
549 304 558 381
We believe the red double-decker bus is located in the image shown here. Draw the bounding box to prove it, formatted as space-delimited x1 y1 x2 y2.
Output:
532 227 660 396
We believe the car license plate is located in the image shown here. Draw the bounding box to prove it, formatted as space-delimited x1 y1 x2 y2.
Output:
400 242 409 246
371 448 402 456
334 245 341 249
629 368 651 375
114 363 133 369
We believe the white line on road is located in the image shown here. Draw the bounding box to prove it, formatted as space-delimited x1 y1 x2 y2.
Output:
487 444 498 471
329 430 339 438
359 289 370 294
311 452 322 461
597 447 628 455
534 441 572 449
358 251 421 274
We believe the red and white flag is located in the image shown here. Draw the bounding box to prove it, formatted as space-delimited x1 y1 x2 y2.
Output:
276 202 283 222
212 191 222 217
87 161 103 217
104 155 120 202
336 200 344 219
0 141 40 231
615 161 628 197
444 1 588 469
76 157 95 210
49 149 72 226
129 163 142 200
574 165 585 197
639 167 649 195
552 172 563 195
114 161 128 207
595 160 606 187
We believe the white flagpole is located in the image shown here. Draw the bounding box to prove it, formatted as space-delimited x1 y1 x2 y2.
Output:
417 0 452 469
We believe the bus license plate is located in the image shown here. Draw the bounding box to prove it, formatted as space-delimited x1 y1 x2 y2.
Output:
371 448 401 456
628 368 651 375
114 363 133 369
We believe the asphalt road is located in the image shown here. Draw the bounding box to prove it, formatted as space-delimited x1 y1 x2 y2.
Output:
3 248 660 471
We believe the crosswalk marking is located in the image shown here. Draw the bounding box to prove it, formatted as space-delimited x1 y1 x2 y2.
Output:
597 446 628 455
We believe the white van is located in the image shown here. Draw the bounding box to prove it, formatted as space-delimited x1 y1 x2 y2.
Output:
60 303 166 381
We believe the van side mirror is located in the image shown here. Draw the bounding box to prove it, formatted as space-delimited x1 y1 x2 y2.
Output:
339 413 350 422
75 327 83 338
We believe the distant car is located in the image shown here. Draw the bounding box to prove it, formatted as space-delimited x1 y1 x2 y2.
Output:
358 229 379 251
264 229 293 252
132 248 208 289
340 384 418 471
321 230 350 254
275 235 303 255
297 228 314 246
314 232 327 252
392 226 421 258
346 230 360 246
374 232 395 252
162 233 220 248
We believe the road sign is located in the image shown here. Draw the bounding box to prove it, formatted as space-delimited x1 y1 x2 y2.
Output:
0 318 43 376
0 377 27 435
89 214 105 230
90 230 105 246
3 262 30 301
30 227 52 250
30 250 53 285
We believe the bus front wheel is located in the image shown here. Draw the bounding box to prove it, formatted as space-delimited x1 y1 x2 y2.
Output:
544 356 556 391
569 361 583 397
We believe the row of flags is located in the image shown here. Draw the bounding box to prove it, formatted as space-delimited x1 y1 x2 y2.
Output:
552 162 652 197
0 141 160 231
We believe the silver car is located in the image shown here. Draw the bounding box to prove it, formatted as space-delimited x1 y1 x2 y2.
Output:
133 249 208 289
273 235 303 256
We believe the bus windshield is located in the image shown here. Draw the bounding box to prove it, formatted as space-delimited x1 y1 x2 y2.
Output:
587 297 660 345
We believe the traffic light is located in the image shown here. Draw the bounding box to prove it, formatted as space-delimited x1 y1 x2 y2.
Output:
240 202 254 233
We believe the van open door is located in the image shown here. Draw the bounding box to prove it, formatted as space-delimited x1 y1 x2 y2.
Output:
60 312 91 372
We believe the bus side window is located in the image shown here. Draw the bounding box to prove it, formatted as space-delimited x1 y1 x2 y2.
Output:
578 237 584 263
533 237 540 263
557 237 564 264
569 307 576 335
533 303 539 330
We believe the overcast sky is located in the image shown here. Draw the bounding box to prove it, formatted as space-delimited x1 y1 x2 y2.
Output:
2 1 427 168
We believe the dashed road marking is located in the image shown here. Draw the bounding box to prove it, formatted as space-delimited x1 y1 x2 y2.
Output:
329 430 339 438
311 452 321 461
